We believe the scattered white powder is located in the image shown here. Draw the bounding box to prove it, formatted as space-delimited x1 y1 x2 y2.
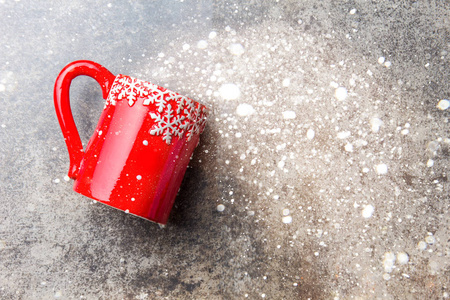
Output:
282 216 292 224
337 131 351 139
282 209 290 216
427 159 434 167
383 251 396 273
417 241 427 250
361 205 374 218
282 111 296 119
383 273 391 280
143 140 148 146
219 83 241 100
437 99 449 110
228 43 245 56
334 87 348 101
182 44 190 51
307 128 315 140
384 61 392 68
136 175 142 180
216 204 225 212
425 234 436 245
344 143 353 152
370 117 383 133
208 31 217 39
349 8 357 14
375 163 388 175
397 252 409 265
236 103 255 116
197 40 208 49
282 78 291 87
378 57 385 64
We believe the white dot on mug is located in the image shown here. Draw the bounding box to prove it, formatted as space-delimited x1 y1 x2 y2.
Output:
136 175 142 180
125 209 129 213
143 140 148 146
131 198 135 201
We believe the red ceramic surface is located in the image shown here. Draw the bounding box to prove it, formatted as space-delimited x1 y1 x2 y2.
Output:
54 60 208 224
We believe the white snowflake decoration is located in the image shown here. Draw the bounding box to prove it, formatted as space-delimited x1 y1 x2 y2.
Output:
150 104 186 144
107 74 208 145
107 75 152 106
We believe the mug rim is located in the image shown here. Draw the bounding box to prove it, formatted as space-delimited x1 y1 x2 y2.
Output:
115 74 211 110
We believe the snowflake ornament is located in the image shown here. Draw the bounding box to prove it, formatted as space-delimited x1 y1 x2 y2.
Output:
107 75 152 106
149 104 186 144
107 74 208 145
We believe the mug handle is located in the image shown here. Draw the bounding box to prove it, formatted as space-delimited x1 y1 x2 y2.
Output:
54 60 116 179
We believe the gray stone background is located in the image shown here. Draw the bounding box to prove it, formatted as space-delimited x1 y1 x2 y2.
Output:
0 0 448 299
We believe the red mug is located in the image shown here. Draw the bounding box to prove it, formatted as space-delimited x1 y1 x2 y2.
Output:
54 60 208 224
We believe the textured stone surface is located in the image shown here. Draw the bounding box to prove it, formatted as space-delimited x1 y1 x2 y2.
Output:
0 1 448 299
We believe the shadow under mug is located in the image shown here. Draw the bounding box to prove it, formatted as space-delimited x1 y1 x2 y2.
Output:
54 60 209 224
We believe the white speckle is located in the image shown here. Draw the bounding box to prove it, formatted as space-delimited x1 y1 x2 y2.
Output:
125 209 129 213
54 291 62 298
349 8 357 14
443 292 449 298
282 208 290 216
277 160 285 169
378 56 385 64
383 273 391 280
314 251 319 256
251 158 257 165
307 128 315 140
235 132 242 138
98 130 102 136
383 251 396 273
41 281 46 285
197 40 208 49
107 3 112 8
228 43 245 56
397 252 409 265
63 175 70 182
0 84 5 92
217 204 225 212
282 216 292 224
344 143 353 152
362 167 370 173
240 153 246 160
334 87 348 101
282 78 291 87
136 175 142 180
337 131 351 139
182 44 190 51
401 129 409 135
437 99 449 110
53 178 60 184
225 160 230 165
143 140 148 146
367 69 373 76
361 205 374 218
384 61 392 68
375 163 388 175
208 31 217 39
261 294 266 298
236 103 255 116
131 197 135 201
370 117 383 133
1 124 5 128
219 83 241 100
425 234 436 245
417 240 427 250
282 110 296 119
426 159 434 167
